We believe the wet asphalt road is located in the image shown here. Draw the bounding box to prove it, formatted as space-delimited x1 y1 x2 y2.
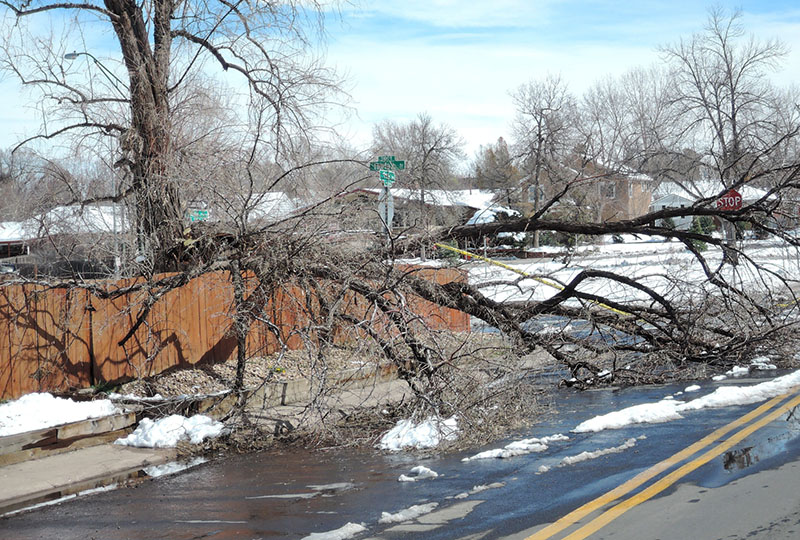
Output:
3 374 800 540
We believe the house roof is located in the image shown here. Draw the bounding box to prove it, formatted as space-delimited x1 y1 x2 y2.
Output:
356 188 520 225
358 188 497 209
247 192 297 222
653 181 773 202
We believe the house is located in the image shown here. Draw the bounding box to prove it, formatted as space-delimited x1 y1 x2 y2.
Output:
337 188 517 231
524 161 653 223
650 181 776 230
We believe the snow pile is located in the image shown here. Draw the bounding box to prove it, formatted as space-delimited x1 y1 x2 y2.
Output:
398 465 439 482
560 437 644 466
573 369 800 434
0 392 120 436
712 374 727 381
462 433 569 462
573 400 683 433
301 523 367 540
679 369 800 411
379 416 458 451
115 414 224 448
378 502 438 524
684 385 701 393
750 357 777 371
726 366 749 377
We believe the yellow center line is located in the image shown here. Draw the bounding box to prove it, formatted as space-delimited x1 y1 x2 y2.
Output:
563 390 800 540
526 392 793 540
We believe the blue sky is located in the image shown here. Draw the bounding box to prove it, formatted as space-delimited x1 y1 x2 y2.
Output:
323 1 800 157
1 1 800 160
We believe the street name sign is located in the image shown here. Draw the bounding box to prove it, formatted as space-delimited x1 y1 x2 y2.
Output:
369 155 405 171
379 169 396 186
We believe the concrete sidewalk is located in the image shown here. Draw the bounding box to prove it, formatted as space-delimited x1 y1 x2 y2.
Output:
0 444 175 515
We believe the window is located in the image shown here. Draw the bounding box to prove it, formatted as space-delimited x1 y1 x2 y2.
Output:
603 182 616 199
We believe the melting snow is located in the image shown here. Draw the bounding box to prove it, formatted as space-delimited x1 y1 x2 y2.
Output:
301 522 367 540
462 433 569 462
378 502 439 524
684 385 701 393
0 392 120 436
574 369 800 433
560 436 645 466
398 465 439 482
115 414 224 448
379 416 458 451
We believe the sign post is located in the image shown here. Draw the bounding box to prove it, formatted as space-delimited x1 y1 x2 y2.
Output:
716 188 742 265
369 156 405 241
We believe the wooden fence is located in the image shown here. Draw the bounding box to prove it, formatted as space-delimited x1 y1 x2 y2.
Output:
0 268 470 400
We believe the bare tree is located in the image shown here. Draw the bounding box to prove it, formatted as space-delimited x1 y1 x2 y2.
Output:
371 112 465 258
660 7 794 261
0 0 346 271
511 74 577 247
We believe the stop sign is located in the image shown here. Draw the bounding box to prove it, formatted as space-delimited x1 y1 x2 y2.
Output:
716 188 743 211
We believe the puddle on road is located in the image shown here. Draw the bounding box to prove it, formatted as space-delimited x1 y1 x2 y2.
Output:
719 407 800 474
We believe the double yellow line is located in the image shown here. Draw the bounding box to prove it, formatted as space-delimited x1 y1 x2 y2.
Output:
526 388 800 539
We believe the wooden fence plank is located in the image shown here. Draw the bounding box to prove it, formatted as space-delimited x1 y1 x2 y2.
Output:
0 267 469 400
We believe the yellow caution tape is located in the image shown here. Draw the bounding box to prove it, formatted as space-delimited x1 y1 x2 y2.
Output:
434 242 631 317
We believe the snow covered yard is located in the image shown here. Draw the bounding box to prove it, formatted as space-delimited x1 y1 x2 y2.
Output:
466 237 800 307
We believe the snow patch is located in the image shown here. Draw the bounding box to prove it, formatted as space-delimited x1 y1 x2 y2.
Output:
0 393 120 436
301 522 367 540
398 465 439 482
573 401 683 433
684 385 701 393
574 369 800 434
144 457 207 478
378 502 438 524
115 414 224 448
560 436 644 466
726 366 749 378
462 434 569 462
750 357 777 371
712 375 727 381
379 416 458 451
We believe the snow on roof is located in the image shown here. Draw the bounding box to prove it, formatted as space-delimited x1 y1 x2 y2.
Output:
361 188 497 209
653 181 773 202
1 204 127 243
0 221 26 243
466 205 520 225
247 192 297 222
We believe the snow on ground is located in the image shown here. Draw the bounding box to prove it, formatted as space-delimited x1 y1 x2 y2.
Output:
398 465 439 482
301 522 367 540
462 433 569 462
115 414 224 448
684 385 701 393
144 457 208 478
573 400 684 433
0 393 120 436
575 368 800 433
559 436 645 466
379 416 458 451
378 502 439 524
453 482 506 499
467 238 800 309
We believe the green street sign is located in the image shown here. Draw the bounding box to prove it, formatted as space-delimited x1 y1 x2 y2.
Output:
369 157 405 171
188 208 209 222
379 169 396 186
